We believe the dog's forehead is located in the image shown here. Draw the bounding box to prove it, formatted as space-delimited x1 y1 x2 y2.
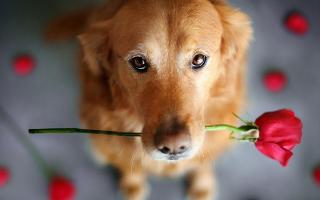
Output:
111 0 222 58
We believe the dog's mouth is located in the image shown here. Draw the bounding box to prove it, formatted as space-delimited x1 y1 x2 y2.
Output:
148 147 197 162
166 153 190 161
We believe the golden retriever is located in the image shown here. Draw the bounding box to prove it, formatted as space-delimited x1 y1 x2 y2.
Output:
46 0 252 199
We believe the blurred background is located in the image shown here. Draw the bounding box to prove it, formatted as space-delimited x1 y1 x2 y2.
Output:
0 0 320 199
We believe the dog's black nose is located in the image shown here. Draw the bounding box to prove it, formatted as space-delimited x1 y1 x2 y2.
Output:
154 118 191 155
157 143 190 155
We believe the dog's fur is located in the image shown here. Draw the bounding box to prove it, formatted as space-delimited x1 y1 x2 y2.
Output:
47 0 252 199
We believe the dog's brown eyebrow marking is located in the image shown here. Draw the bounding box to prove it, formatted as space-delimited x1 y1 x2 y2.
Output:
124 42 165 71
125 43 147 60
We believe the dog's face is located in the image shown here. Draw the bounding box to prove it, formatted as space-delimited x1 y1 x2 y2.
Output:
112 0 223 161
79 0 251 162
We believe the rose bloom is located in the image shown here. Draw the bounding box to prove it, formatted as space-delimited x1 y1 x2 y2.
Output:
254 109 302 166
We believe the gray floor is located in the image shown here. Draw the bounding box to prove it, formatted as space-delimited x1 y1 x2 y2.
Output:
1 0 320 199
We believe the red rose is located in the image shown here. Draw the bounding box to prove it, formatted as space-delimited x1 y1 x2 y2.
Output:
0 167 10 187
254 109 302 166
49 176 76 200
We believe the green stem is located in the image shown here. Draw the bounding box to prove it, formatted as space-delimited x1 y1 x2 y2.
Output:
205 124 243 132
29 124 243 136
29 128 142 137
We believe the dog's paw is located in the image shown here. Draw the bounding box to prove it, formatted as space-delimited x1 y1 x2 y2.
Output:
121 183 149 200
120 172 149 200
188 188 213 200
187 164 215 200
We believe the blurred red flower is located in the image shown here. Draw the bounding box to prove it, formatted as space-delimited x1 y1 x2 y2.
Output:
0 167 10 187
313 166 320 186
254 109 302 166
285 11 309 35
49 176 75 200
12 54 35 76
263 71 287 93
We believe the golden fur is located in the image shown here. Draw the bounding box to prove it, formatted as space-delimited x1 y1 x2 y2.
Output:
47 0 252 199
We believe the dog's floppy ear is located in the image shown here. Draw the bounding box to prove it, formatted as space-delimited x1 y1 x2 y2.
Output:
210 1 253 98
217 4 252 63
78 21 127 109
78 0 125 76
78 22 111 76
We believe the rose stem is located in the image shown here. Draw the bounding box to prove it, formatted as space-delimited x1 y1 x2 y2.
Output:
205 124 244 132
0 106 53 180
29 128 142 137
29 124 243 136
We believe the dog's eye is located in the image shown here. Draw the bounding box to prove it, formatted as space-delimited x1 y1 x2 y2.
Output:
129 56 149 73
191 54 207 70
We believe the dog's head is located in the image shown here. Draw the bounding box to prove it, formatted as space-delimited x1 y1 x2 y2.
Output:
79 0 252 161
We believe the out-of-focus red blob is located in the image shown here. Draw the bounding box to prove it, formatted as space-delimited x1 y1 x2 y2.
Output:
313 166 320 186
0 167 10 187
12 54 35 76
263 71 287 93
49 176 76 200
284 11 309 35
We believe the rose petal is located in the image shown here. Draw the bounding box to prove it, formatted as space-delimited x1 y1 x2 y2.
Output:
313 166 320 186
263 71 287 92
255 109 302 145
284 11 309 35
12 54 36 76
255 141 293 166
49 176 75 200
0 167 10 187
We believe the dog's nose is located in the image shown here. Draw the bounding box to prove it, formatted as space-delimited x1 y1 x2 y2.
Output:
154 121 191 155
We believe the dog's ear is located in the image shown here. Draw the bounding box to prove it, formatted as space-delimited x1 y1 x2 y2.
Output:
78 21 127 109
210 2 253 98
78 22 111 76
217 5 252 63
78 0 125 76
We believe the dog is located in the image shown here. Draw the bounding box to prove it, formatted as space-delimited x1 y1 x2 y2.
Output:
46 0 252 199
